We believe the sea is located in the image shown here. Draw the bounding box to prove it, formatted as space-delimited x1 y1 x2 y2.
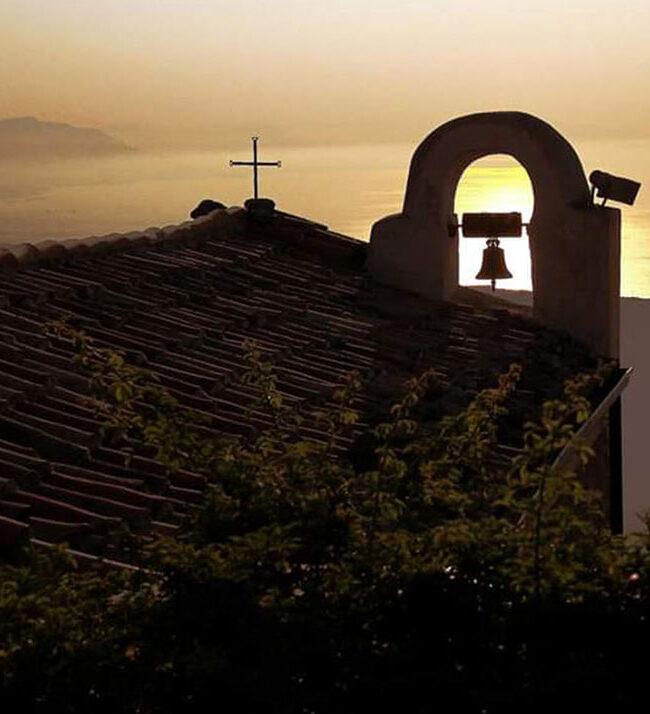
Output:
0 140 648 296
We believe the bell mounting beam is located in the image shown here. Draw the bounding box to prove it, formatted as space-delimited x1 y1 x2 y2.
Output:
458 212 524 238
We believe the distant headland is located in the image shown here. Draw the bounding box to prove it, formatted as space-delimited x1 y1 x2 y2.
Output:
0 116 134 160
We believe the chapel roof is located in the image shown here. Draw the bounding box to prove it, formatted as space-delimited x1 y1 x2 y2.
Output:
0 206 598 565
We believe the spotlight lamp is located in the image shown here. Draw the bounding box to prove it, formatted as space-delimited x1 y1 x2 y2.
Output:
589 170 641 207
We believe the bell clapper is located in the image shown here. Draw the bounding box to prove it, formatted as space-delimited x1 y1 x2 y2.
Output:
490 238 498 292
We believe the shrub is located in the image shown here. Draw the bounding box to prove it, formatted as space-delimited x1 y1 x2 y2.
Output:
1 324 648 712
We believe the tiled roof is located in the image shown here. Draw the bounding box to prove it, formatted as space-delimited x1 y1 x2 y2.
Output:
0 207 596 564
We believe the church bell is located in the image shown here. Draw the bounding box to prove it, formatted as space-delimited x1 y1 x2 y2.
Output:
475 238 512 291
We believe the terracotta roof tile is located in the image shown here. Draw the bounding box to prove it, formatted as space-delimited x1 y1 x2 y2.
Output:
0 207 597 564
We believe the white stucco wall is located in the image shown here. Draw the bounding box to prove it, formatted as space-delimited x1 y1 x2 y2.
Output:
621 298 650 532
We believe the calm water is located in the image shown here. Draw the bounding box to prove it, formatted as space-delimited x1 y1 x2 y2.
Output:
0 141 647 296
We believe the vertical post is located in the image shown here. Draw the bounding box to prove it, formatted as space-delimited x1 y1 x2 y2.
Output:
252 136 259 199
609 396 623 533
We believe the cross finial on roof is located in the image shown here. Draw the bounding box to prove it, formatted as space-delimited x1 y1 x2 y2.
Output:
229 136 281 200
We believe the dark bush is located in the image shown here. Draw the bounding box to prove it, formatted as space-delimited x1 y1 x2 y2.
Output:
1 325 648 712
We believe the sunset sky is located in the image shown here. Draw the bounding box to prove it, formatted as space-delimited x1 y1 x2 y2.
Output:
2 0 649 150
1 0 647 295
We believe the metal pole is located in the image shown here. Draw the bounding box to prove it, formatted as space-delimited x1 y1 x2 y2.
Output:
609 396 623 533
252 136 259 199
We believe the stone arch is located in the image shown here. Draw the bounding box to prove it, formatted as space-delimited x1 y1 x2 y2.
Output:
368 111 620 357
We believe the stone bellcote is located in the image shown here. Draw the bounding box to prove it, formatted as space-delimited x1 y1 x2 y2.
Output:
367 111 621 359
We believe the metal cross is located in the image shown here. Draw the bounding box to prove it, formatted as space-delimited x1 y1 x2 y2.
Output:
229 136 281 200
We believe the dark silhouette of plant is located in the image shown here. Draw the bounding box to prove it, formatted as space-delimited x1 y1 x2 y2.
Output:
1 323 648 713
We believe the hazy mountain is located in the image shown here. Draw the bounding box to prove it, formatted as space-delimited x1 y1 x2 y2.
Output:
0 117 134 160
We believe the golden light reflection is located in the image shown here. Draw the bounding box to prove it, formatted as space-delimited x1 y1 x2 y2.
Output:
455 157 534 291
621 212 650 298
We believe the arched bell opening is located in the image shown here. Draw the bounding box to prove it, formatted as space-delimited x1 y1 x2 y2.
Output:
453 154 534 293
369 112 620 357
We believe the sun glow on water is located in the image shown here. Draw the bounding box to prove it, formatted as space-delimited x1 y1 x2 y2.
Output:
0 143 647 297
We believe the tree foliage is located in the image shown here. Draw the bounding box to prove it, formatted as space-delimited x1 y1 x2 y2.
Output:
1 322 649 712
